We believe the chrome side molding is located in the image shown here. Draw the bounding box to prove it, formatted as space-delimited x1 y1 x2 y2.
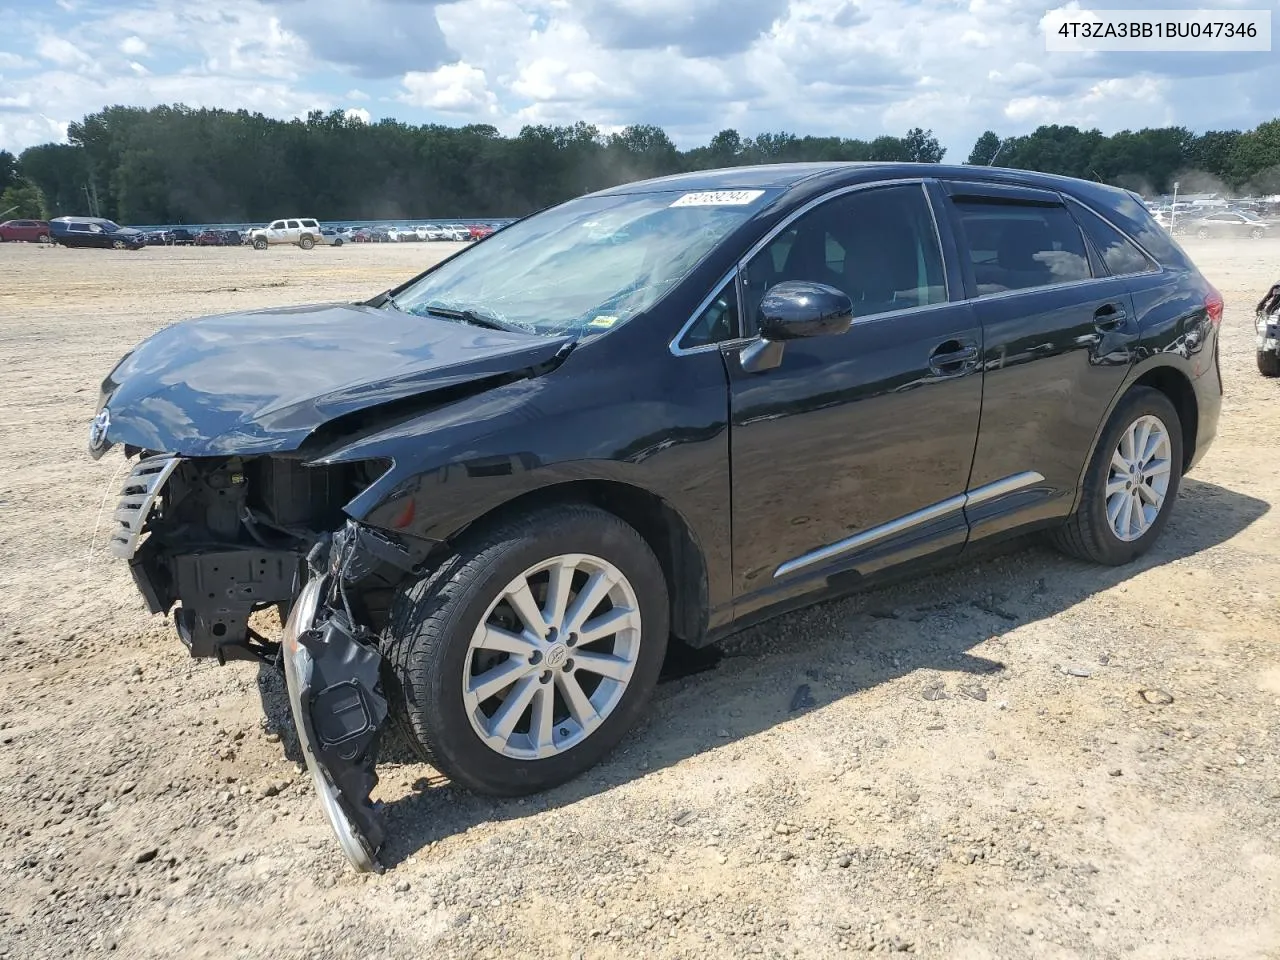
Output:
772 471 1045 579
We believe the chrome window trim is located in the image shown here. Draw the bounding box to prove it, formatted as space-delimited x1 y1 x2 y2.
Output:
735 177 929 272
669 178 942 357
1061 195 1165 279
772 470 1045 579
670 268 741 356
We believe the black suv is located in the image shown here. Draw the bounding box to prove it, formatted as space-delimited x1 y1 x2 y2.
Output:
50 216 146 250
88 163 1223 870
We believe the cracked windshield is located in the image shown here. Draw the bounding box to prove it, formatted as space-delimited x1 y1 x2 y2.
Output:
390 189 773 336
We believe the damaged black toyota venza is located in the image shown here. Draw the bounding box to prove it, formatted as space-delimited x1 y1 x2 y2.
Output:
89 163 1222 871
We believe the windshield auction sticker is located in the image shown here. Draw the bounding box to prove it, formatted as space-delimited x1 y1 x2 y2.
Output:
1044 8 1271 50
670 190 766 207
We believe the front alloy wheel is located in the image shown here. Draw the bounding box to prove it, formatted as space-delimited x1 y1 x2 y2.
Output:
463 554 642 761
383 503 668 796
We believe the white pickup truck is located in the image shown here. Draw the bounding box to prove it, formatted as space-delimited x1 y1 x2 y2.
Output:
248 218 323 250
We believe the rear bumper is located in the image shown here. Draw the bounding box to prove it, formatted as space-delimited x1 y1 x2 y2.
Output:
1188 330 1224 472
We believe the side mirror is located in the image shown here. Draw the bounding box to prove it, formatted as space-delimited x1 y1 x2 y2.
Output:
739 280 854 374
758 280 854 340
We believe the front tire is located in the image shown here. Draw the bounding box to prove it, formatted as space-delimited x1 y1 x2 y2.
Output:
1196 227 1210 239
253 237 268 250
1251 227 1265 240
1049 386 1183 565
383 503 669 796
1259 349 1280 377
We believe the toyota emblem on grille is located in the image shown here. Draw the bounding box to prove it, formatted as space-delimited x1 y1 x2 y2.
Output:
89 408 111 451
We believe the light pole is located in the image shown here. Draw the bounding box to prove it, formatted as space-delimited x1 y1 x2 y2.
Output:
987 137 1011 166
1171 180 1180 233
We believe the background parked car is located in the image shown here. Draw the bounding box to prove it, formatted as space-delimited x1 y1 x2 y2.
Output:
0 218 51 243
467 223 495 240
319 227 346 246
248 218 322 250
49 217 146 250
1183 210 1274 239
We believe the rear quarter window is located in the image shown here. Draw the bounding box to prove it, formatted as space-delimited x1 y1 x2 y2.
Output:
1065 197 1158 277
1069 183 1195 272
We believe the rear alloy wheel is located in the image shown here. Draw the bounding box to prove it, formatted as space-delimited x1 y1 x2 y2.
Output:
383 503 668 796
299 235 315 250
38 234 50 243
1049 386 1183 565
1196 227 1210 239
111 239 127 250
1251 227 1266 240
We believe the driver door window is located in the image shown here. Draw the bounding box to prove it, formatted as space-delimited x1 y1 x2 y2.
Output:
741 184 947 333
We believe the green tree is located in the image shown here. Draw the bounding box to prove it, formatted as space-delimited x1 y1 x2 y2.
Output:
1 180 46 219
967 131 1002 165
904 128 945 163
0 150 16 196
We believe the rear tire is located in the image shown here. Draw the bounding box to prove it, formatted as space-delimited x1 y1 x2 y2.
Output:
1251 227 1266 240
299 236 315 250
1196 227 1210 239
382 503 669 796
1049 386 1183 566
1259 349 1280 377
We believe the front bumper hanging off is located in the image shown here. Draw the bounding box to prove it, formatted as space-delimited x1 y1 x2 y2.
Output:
281 572 390 872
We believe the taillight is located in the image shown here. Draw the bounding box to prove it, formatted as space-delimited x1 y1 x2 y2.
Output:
1205 286 1224 325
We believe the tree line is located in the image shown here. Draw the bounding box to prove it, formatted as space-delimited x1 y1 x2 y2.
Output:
1 104 1278 225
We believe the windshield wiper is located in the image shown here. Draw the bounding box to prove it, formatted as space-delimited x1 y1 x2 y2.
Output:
420 304 534 335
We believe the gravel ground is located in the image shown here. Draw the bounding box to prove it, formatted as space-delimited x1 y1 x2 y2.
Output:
0 238 1278 960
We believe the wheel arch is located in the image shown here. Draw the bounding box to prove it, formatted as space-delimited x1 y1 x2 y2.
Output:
1069 359 1199 513
438 478 711 646
1130 364 1198 471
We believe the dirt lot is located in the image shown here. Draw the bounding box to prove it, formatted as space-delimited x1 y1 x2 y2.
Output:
1 237 1278 960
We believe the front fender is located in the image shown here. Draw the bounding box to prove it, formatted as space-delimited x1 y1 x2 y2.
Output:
310 345 734 616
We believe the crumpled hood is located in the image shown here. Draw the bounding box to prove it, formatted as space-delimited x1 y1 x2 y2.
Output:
95 302 572 457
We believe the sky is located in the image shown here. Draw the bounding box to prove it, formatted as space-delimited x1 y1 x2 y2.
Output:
1 0 1278 159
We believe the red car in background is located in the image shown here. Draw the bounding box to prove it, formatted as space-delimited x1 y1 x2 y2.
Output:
0 219 51 243
467 223 495 240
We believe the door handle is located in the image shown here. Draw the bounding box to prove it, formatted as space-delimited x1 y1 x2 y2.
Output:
928 341 979 375
1094 303 1129 329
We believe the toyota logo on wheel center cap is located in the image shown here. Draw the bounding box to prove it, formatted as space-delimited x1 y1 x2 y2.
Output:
544 644 568 668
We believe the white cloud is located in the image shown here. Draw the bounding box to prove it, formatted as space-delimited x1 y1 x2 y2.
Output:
119 35 148 57
400 63 498 113
344 106 371 123
0 52 38 70
36 36 94 69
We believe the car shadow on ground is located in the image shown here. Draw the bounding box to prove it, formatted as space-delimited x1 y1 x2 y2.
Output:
254 477 1269 869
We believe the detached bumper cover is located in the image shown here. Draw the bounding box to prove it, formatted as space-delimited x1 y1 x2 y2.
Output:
281 575 389 872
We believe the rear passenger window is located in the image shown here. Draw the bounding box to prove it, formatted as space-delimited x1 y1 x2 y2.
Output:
953 201 1091 294
1065 198 1157 277
286 220 300 229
